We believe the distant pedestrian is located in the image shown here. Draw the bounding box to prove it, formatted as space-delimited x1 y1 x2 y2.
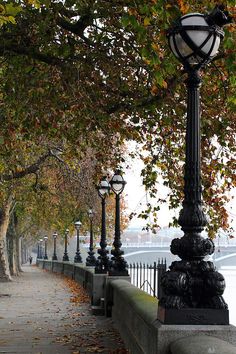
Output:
29 256 33 265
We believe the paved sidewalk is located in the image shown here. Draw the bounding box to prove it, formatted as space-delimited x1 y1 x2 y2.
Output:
0 265 128 354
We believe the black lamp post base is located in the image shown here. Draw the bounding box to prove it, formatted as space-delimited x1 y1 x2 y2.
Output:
74 253 83 263
86 253 96 267
63 255 69 261
95 257 110 274
109 257 129 276
52 255 58 261
44 256 48 260
157 306 229 325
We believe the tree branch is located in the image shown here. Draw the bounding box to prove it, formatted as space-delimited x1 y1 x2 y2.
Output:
56 13 94 45
1 151 52 182
106 74 180 114
0 44 64 66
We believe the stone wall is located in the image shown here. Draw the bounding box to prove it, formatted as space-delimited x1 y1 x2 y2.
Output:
37 260 106 306
36 260 236 354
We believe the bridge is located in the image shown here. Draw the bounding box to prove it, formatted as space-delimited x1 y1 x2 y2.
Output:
118 244 236 267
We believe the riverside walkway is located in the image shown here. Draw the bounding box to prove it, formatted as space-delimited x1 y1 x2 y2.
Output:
0 265 128 354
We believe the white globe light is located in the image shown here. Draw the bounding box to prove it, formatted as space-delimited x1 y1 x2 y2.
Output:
168 11 224 69
74 221 82 230
110 172 126 195
97 177 111 198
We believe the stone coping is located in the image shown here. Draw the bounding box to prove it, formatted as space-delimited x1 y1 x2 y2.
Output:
111 279 158 325
170 334 236 354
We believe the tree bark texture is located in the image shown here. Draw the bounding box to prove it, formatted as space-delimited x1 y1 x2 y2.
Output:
0 195 14 281
6 212 21 276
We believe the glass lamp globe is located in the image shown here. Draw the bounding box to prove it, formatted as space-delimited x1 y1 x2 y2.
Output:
88 209 94 219
97 177 111 199
110 171 126 195
74 221 82 230
53 232 58 239
167 8 228 69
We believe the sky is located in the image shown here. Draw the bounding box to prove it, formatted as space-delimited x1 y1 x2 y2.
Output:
123 143 236 234
123 146 176 229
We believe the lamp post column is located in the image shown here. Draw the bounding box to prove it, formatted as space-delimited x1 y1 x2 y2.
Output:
52 232 58 261
37 241 39 259
74 221 82 263
178 70 208 236
43 236 48 260
86 210 96 266
63 229 69 262
95 177 111 274
39 239 43 258
109 171 128 276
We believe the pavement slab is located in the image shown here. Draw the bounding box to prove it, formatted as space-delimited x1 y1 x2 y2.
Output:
0 265 129 354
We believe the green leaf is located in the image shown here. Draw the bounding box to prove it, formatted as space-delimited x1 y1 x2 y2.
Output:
5 4 22 17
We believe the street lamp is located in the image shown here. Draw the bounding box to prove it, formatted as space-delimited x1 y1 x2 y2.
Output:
63 229 70 262
74 221 82 263
95 176 111 274
109 171 128 276
86 209 96 266
43 236 48 260
39 238 43 259
37 241 40 259
158 5 232 325
52 232 58 261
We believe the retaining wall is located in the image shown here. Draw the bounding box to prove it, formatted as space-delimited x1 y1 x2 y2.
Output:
36 259 236 354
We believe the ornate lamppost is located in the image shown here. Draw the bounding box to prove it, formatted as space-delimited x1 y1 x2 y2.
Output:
52 232 58 261
63 229 70 262
109 171 128 276
74 221 83 263
39 238 43 259
86 209 96 266
95 176 111 274
157 5 232 325
37 241 40 259
43 236 48 260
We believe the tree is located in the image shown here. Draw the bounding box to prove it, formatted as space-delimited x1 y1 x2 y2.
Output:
0 0 234 279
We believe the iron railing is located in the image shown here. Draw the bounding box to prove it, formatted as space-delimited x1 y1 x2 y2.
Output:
128 259 167 299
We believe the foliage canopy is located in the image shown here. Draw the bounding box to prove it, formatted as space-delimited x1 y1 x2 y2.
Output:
0 0 235 238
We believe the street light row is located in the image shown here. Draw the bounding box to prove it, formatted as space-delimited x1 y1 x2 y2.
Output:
37 170 128 276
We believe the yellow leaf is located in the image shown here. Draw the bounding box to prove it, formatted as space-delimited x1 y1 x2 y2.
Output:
144 17 151 26
6 16 16 24
151 43 159 52
26 0 41 9
0 5 5 14
162 80 168 89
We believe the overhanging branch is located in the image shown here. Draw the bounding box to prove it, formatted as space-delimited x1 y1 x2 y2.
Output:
1 151 52 182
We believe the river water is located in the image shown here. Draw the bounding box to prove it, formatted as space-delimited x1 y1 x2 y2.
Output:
221 267 236 326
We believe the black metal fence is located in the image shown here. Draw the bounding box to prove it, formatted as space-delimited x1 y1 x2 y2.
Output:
128 259 167 299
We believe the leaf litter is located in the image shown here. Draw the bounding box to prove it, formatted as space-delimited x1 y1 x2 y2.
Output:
38 270 129 353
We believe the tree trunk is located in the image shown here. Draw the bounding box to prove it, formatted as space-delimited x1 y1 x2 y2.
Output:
6 211 21 276
16 234 23 273
0 195 14 281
